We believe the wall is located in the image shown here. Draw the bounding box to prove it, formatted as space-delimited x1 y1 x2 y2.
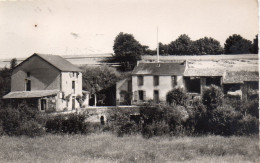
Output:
61 72 82 110
132 75 184 104
11 56 60 91
116 79 130 105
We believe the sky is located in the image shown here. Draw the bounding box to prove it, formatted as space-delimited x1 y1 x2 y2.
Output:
0 0 258 59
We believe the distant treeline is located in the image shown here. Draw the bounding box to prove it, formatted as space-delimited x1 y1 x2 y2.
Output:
111 33 258 71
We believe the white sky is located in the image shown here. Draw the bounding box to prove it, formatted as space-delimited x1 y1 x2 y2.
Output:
0 0 258 59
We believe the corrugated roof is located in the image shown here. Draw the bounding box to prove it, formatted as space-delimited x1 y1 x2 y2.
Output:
223 71 259 84
132 62 185 75
184 68 225 77
36 53 82 72
3 90 60 99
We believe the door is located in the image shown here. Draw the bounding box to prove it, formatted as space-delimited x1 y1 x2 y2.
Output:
154 90 159 104
72 97 75 110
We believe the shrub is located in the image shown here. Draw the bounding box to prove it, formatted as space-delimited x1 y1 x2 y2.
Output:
45 114 89 134
166 87 187 106
140 105 164 125
238 115 258 135
117 121 139 137
142 121 169 138
0 107 21 136
211 105 242 135
202 85 224 110
17 120 45 137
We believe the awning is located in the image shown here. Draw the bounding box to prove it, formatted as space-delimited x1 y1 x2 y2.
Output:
3 90 60 99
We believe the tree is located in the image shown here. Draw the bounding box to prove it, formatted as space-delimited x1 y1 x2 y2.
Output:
250 34 258 54
158 42 169 55
224 34 252 54
192 37 223 55
10 58 17 70
168 34 193 55
113 32 144 71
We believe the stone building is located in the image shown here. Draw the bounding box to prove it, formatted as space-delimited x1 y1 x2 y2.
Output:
3 53 89 112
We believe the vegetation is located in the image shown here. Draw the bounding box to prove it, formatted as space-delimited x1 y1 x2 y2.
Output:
111 32 145 71
80 65 131 106
224 34 253 54
0 133 258 162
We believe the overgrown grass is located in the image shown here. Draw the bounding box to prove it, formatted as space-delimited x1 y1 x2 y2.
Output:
0 133 258 162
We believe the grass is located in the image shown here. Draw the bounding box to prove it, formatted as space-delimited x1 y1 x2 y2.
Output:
0 133 259 163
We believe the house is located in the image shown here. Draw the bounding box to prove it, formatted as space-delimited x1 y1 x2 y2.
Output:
3 53 89 112
116 62 186 105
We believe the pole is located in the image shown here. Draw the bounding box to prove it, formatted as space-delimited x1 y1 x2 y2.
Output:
157 27 159 63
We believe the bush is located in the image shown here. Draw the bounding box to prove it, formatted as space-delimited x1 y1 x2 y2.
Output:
202 85 224 110
0 107 21 136
239 115 258 135
117 121 140 137
17 120 45 137
45 114 89 134
142 121 169 138
211 105 242 135
166 87 187 106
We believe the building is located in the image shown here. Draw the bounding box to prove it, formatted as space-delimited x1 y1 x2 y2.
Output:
116 59 259 106
116 62 186 105
3 53 89 112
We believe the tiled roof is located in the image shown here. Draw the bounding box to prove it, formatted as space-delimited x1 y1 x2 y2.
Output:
223 71 259 84
184 68 225 77
132 62 185 75
3 90 60 99
36 53 82 72
15 53 82 72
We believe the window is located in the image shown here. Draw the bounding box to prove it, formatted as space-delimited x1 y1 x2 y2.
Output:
25 79 31 91
172 76 177 87
40 99 46 111
138 90 144 101
154 76 159 86
138 76 143 86
72 81 75 93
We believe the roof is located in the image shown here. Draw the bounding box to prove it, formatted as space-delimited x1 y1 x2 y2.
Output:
132 62 185 75
15 53 82 72
3 90 60 99
223 71 259 84
184 68 225 77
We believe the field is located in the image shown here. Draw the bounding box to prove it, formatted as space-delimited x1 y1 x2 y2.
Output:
0 133 259 163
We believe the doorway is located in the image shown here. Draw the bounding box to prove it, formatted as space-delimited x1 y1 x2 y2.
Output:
154 90 159 104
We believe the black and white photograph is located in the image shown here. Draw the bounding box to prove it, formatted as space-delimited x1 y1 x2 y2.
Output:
0 0 259 162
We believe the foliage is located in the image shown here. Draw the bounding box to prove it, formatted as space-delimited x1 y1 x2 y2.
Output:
112 32 144 71
168 34 193 55
192 37 224 55
250 34 258 54
0 104 46 137
158 42 169 55
45 114 89 134
166 87 187 106
224 34 252 54
0 67 11 98
81 65 130 106
10 58 17 70
17 120 45 137
202 85 224 110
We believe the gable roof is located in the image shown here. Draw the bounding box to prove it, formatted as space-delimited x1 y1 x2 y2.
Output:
132 62 185 75
223 71 259 84
15 53 82 72
3 90 60 99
